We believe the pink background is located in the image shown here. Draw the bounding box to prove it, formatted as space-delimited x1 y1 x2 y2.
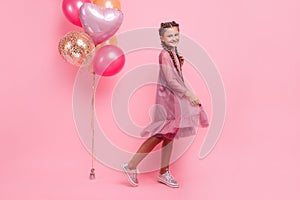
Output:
1 0 299 199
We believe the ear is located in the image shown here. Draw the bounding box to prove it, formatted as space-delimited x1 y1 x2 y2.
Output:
160 35 164 41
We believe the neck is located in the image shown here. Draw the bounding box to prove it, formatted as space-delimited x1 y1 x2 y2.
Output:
166 46 176 52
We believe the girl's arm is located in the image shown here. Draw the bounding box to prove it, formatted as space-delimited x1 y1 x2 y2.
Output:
160 52 200 105
160 52 188 97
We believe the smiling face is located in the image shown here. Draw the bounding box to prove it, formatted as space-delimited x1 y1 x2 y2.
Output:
160 27 180 49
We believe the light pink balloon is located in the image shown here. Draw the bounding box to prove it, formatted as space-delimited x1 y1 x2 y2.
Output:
93 45 125 76
62 0 91 27
80 3 123 45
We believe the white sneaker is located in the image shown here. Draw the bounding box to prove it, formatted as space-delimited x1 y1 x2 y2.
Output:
121 162 139 187
157 170 179 188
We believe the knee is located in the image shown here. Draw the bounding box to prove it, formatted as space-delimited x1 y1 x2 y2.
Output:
163 138 173 145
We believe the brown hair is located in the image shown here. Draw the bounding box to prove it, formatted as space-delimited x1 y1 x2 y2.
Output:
159 21 180 36
159 21 184 82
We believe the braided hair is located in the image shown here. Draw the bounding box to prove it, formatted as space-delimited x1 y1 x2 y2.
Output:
159 21 184 82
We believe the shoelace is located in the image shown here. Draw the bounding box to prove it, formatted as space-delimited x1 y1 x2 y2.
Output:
132 170 137 179
129 168 137 180
164 171 176 183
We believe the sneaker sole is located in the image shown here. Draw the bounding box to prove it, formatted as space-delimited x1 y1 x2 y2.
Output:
157 177 179 188
121 164 138 187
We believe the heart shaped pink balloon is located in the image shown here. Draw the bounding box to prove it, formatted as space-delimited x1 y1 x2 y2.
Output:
80 3 123 45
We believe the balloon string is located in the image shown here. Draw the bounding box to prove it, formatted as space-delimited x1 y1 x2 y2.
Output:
91 72 96 169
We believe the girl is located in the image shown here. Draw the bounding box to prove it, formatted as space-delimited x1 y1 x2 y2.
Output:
121 21 208 188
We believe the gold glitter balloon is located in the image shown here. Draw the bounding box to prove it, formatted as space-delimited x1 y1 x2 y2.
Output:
58 31 95 67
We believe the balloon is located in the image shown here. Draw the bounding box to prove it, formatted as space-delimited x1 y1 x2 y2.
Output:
96 36 118 50
92 0 121 10
80 3 123 45
62 0 91 27
58 31 95 67
93 45 125 76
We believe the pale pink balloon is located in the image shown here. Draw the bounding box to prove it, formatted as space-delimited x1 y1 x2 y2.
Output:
62 0 91 27
80 3 123 45
93 45 125 76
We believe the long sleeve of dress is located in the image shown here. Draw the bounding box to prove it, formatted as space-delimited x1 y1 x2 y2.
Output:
160 52 188 97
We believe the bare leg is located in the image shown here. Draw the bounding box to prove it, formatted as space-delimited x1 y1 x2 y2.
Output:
128 136 162 170
160 138 174 174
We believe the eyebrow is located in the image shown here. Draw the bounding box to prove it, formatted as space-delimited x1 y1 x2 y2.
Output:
167 33 179 36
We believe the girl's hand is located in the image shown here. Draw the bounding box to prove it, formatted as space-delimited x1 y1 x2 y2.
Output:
184 91 200 106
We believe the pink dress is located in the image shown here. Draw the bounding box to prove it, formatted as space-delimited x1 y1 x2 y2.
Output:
140 49 208 140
